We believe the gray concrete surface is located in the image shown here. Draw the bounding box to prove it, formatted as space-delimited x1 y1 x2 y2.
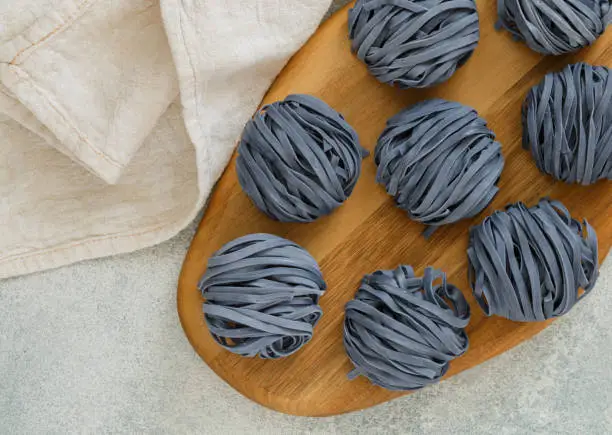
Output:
2 1 612 433
2 214 611 434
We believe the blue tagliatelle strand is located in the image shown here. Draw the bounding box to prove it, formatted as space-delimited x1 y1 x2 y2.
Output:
198 234 326 359
468 199 599 322
344 265 471 391
348 0 480 88
522 62 612 185
236 94 368 223
375 99 505 236
496 0 611 55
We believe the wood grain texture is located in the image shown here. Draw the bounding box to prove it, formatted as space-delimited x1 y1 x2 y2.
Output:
177 1 612 416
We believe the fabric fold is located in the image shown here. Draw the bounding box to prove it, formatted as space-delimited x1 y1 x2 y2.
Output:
0 0 331 279
0 0 179 184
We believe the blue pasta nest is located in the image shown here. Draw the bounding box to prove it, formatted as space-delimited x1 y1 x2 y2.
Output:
497 0 611 55
349 0 480 88
523 63 612 185
236 94 368 223
468 199 599 321
375 99 504 236
344 266 470 391
198 234 326 359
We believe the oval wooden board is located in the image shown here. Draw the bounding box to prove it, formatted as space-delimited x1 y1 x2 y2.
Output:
178 1 612 416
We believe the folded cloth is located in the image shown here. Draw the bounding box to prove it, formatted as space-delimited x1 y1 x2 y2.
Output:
0 0 331 279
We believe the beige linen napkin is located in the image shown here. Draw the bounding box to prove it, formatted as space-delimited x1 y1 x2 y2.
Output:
0 0 330 278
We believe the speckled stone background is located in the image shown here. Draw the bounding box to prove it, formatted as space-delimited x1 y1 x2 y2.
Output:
1 2 611 433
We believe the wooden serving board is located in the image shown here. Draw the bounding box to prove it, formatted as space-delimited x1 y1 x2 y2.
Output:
178 1 612 416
